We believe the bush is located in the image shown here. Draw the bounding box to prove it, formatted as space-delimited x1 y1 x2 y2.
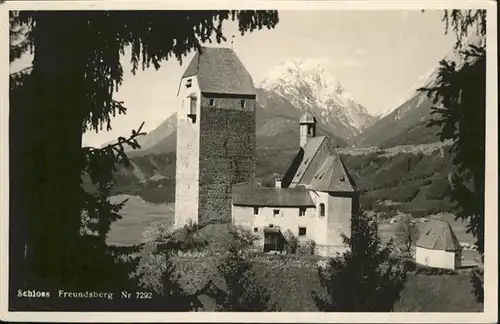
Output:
283 230 298 254
298 240 316 256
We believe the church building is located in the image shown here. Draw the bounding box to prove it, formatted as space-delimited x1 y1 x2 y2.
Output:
232 113 360 256
175 47 256 227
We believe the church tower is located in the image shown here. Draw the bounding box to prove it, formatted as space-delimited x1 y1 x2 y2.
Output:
175 47 256 227
299 112 317 148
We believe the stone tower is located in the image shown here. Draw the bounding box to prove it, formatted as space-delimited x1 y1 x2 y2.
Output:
175 47 256 227
299 112 317 148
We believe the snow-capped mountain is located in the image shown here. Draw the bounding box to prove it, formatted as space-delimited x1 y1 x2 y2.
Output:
259 59 377 140
375 66 439 119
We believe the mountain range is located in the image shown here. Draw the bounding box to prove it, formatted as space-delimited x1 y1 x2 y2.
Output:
100 48 468 217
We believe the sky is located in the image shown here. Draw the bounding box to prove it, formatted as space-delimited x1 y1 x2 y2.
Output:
10 10 457 147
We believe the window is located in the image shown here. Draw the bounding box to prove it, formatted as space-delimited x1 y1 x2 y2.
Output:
186 78 192 88
253 227 258 233
319 203 325 217
209 98 215 106
298 227 307 236
188 97 197 123
240 99 246 108
189 97 197 115
273 209 280 216
299 207 306 216
253 207 259 215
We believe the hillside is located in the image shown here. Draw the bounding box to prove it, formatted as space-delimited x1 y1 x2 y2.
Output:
352 66 440 148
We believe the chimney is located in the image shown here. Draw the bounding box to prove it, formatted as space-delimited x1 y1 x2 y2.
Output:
275 179 282 188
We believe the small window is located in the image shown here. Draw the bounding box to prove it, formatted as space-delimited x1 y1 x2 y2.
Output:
273 209 280 216
253 227 258 233
209 98 215 106
269 224 274 228
253 207 259 215
340 175 345 182
240 100 246 108
189 97 197 115
298 227 307 236
186 78 192 88
299 207 306 216
319 203 325 217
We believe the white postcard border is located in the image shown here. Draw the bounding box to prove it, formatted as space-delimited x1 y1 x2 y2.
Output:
0 1 497 323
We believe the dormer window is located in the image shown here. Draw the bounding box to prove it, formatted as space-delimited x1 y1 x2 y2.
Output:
240 100 246 108
209 98 215 107
186 78 192 88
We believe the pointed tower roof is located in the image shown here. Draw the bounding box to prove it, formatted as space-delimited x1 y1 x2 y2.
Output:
181 47 255 95
300 111 317 124
416 219 462 252
309 154 356 192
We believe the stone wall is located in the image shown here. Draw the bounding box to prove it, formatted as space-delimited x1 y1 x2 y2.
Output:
198 94 256 223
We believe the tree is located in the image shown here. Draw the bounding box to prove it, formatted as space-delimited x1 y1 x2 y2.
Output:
9 10 279 298
131 220 212 311
418 9 486 303
313 212 408 312
214 226 276 311
395 215 420 257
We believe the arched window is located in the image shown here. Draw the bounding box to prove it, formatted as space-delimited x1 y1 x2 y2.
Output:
319 203 325 217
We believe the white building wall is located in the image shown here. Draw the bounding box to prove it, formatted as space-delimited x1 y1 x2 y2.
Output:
415 247 460 270
326 194 352 247
232 206 318 241
175 76 201 227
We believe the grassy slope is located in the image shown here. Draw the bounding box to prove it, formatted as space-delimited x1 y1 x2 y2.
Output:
340 147 457 218
108 198 480 312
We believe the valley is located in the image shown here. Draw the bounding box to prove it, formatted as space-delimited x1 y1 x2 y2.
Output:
98 55 463 224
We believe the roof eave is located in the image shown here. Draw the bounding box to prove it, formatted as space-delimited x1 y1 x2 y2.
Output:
232 203 316 208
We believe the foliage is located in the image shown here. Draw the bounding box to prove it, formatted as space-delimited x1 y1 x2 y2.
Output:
312 212 408 312
214 226 277 311
419 9 486 303
131 221 212 310
470 267 484 303
395 215 420 257
9 9 279 295
297 239 316 256
283 230 298 254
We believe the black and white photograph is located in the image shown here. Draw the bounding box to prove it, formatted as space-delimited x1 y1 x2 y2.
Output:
0 1 497 322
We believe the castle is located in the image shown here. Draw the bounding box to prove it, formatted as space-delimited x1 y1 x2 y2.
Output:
175 47 359 256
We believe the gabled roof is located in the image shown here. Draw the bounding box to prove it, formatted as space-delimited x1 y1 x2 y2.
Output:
281 136 333 188
232 183 315 207
181 47 256 95
309 155 356 192
416 219 462 252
